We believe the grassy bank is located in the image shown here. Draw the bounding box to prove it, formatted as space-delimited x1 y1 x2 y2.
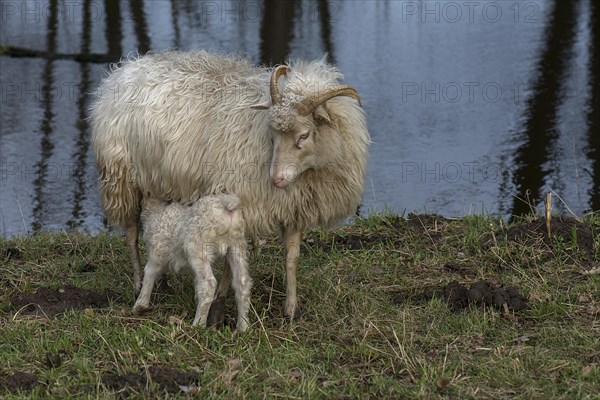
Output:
1 213 599 398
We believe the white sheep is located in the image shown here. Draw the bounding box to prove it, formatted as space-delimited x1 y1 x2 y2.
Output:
133 194 252 331
90 50 370 320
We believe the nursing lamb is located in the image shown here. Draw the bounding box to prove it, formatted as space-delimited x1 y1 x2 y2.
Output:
133 194 251 331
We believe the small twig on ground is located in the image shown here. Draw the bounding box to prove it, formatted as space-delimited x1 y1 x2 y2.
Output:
545 193 552 239
582 267 600 275
549 189 580 220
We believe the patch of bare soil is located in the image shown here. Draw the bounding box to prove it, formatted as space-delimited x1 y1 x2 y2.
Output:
502 216 596 256
326 233 403 250
10 285 121 317
44 350 69 369
303 216 406 252
331 213 451 249
3 246 23 260
0 372 38 393
392 280 528 312
102 365 200 395
302 214 454 252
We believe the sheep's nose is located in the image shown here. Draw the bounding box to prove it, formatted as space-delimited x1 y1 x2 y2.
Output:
273 175 288 188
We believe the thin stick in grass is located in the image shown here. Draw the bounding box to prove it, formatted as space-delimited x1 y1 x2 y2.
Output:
544 192 552 239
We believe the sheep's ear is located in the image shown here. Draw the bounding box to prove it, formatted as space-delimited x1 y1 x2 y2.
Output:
313 104 331 125
250 101 271 110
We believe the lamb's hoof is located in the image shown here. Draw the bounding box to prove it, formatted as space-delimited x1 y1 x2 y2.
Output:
236 321 249 333
207 296 226 328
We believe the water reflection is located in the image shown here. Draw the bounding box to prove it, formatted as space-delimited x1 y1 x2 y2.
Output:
511 0 580 217
0 0 598 237
170 0 181 48
68 0 92 229
259 0 296 66
588 0 600 212
130 0 151 54
32 0 58 232
317 0 335 64
104 0 123 58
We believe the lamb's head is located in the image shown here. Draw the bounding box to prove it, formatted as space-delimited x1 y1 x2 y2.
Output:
205 194 243 229
252 65 361 188
217 193 241 212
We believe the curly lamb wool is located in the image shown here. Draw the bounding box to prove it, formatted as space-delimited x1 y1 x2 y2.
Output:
133 194 252 331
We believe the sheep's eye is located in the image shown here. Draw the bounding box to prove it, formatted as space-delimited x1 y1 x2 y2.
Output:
297 132 310 145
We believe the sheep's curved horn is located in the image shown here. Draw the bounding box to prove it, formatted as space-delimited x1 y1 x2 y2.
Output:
296 85 361 116
270 65 290 106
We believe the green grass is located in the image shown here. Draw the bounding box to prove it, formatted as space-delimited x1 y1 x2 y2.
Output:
1 213 599 399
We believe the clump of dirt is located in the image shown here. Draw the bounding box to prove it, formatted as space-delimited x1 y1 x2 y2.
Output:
148 366 199 392
0 372 38 393
4 246 23 260
445 281 529 311
303 233 399 252
335 233 401 250
304 217 407 252
10 285 121 317
501 216 596 256
392 280 528 312
75 261 96 273
102 366 200 394
443 262 478 277
44 350 68 369
101 373 146 392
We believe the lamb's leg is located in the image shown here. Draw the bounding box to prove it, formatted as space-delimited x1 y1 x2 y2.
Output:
133 260 161 313
227 245 252 331
283 228 302 319
125 216 143 295
207 259 232 327
190 259 217 326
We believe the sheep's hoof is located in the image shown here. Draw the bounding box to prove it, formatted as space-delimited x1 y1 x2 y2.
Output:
207 296 226 328
236 321 249 333
283 304 303 321
132 304 151 315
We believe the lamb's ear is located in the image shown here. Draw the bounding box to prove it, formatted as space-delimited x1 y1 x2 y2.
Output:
313 104 331 125
221 195 240 211
250 101 271 110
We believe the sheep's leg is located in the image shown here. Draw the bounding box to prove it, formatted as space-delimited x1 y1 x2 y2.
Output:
190 259 217 326
125 217 143 295
227 246 252 332
133 260 160 313
283 228 302 319
207 259 232 327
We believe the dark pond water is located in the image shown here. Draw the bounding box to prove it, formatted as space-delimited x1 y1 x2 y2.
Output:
1 0 598 237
